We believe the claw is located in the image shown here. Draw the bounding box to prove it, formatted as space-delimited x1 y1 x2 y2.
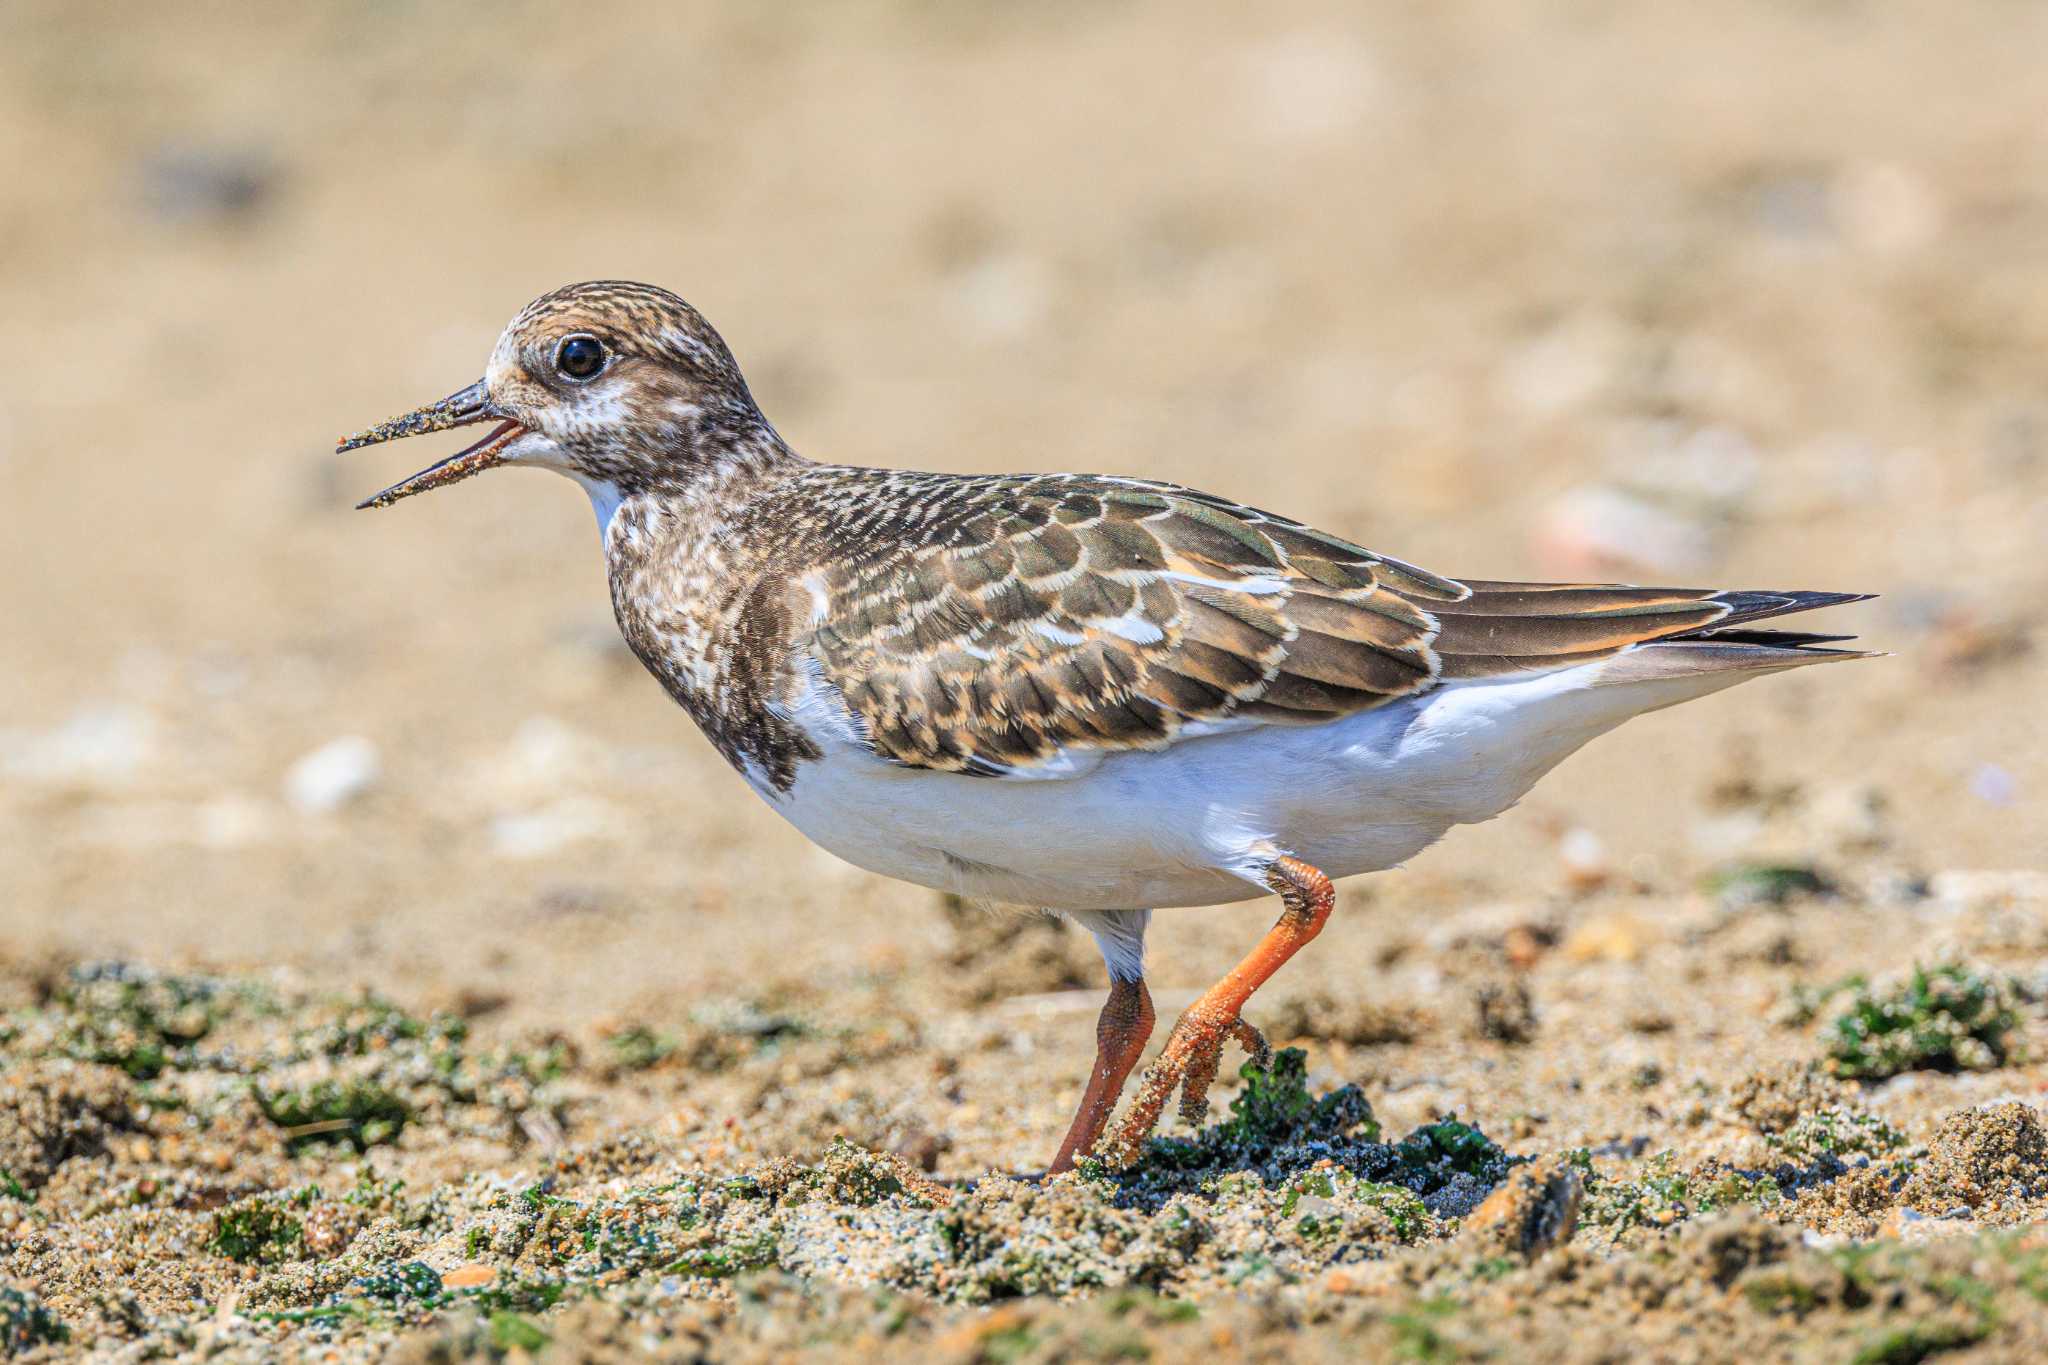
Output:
1177 1035 1224 1124
1231 1017 1272 1070
1174 1015 1274 1125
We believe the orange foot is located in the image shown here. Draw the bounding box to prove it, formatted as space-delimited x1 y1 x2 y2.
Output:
1094 856 1335 1169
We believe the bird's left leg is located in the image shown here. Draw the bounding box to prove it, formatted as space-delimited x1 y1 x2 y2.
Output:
1099 855 1334 1167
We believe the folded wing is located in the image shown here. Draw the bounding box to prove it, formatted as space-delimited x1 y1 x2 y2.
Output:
800 473 1867 775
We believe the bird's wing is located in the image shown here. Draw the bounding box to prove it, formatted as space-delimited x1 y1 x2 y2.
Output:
797 472 1861 776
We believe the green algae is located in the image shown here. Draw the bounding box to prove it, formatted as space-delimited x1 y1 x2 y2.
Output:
0 1287 69 1355
1826 965 2020 1079
210 1197 307 1264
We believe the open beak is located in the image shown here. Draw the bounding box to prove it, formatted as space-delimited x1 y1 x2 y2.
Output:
337 380 526 510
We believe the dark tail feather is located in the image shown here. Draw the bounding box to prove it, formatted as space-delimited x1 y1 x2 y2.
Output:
1676 628 1860 648
1689 590 1876 632
1601 589 1880 684
1666 589 1877 655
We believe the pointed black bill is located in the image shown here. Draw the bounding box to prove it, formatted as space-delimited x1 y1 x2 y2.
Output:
338 380 526 509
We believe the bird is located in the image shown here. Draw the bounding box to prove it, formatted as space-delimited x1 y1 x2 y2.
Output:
338 280 1875 1174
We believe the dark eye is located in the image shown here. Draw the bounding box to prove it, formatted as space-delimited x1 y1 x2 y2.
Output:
555 334 607 381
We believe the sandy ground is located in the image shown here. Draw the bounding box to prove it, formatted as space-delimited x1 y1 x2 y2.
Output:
3 1 2046 1360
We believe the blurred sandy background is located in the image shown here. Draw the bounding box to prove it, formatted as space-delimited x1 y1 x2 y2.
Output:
3 0 2043 1045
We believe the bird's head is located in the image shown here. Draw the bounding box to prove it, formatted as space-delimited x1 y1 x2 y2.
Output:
340 280 778 511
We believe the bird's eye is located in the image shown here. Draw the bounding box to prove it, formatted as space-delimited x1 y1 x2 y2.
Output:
555 334 607 381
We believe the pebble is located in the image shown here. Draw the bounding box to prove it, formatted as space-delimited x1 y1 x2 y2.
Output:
1534 485 1717 578
1927 870 2048 909
949 254 1053 341
1557 827 1610 893
197 794 275 849
1968 764 2018 808
1834 160 1942 256
135 144 276 224
1239 31 1383 144
1459 1155 1584 1260
1561 912 1653 964
1 704 156 787
283 736 381 815
1498 313 1628 419
490 796 617 858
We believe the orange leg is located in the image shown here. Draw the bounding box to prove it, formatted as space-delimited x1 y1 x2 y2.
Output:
1046 977 1155 1175
1099 856 1335 1168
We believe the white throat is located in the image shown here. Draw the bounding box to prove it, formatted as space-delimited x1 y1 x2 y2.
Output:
576 475 626 532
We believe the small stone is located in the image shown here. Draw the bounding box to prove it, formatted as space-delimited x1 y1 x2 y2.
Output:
1460 1154 1583 1261
1499 313 1628 419
1834 160 1941 256
284 736 381 814
1239 31 1383 145
1 704 156 787
490 796 616 858
136 144 277 224
1535 485 1718 579
1562 912 1652 963
1557 827 1610 893
439 1263 496 1289
948 254 1053 341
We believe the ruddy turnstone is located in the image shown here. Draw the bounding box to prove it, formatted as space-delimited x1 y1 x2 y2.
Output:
340 281 1874 1173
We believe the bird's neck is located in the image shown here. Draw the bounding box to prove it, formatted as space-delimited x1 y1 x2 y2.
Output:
567 406 800 532
595 450 823 790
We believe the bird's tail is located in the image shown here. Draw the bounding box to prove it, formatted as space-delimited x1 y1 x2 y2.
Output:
1424 582 1880 688
1589 589 1880 689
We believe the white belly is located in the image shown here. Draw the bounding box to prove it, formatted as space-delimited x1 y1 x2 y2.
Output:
747 656 1753 912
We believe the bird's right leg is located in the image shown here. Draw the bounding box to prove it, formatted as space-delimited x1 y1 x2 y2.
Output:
1047 907 1156 1175
1046 975 1155 1175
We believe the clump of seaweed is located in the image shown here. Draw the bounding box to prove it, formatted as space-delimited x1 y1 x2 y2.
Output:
597 995 815 1078
255 1079 411 1153
1103 1049 1513 1219
47 962 264 1080
1825 965 2020 1079
1101 1049 1376 1193
1764 1107 1906 1168
1705 862 1835 909
209 1194 308 1264
1573 1150 1783 1238
1737 1236 2023 1361
0 1286 69 1354
296 993 468 1063
754 1137 947 1208
1390 1117 1515 1195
